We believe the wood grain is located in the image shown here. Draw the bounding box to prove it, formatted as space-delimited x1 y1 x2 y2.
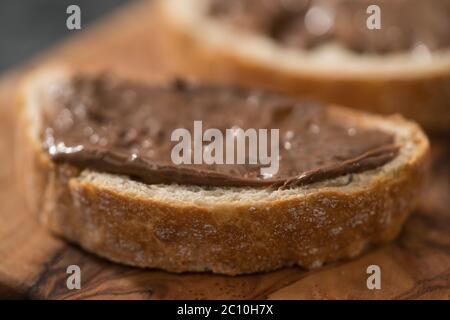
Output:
0 0 449 299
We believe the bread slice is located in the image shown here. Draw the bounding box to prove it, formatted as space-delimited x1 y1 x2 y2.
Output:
156 0 450 132
17 68 429 275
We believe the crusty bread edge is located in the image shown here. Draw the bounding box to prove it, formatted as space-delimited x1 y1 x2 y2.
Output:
156 0 450 132
17 68 430 275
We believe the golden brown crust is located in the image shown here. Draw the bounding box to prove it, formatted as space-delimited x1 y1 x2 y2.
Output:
156 1 450 132
19 136 429 275
71 164 427 275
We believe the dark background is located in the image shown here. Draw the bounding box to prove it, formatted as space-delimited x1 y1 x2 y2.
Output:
0 0 132 72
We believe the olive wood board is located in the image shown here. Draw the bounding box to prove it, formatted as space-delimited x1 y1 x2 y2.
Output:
0 0 449 299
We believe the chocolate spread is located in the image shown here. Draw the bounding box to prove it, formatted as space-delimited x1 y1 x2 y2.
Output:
42 75 398 189
208 0 450 54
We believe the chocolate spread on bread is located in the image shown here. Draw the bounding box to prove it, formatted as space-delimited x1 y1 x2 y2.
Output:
208 0 450 54
41 75 398 188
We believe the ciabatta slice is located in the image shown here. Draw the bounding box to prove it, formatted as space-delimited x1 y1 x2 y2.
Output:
17 68 429 275
157 0 450 131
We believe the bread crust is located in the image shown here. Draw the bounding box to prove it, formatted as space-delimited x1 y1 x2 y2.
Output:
17 69 430 275
156 0 450 132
